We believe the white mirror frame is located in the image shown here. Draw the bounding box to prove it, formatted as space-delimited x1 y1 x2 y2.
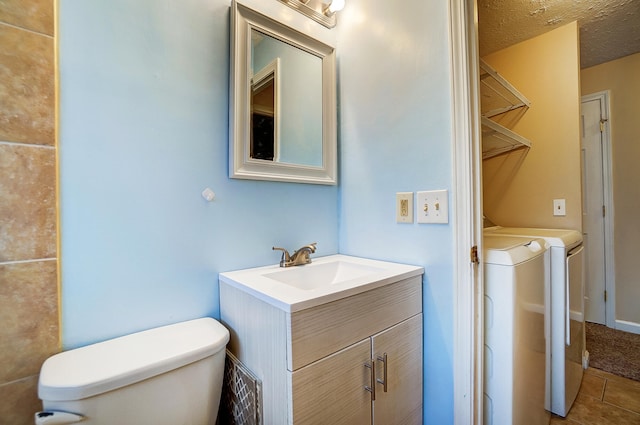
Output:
230 0 337 185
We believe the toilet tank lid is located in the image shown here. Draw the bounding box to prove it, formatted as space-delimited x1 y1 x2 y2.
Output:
38 318 230 402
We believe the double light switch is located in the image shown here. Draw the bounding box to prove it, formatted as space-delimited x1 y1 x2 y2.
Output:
416 190 448 224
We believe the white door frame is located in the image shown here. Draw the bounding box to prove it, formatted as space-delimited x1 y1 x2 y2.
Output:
581 91 616 329
449 0 484 423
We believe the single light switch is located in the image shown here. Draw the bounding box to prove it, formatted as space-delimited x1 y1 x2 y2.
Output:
553 199 566 216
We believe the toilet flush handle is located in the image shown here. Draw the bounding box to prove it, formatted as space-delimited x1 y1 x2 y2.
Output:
35 411 85 425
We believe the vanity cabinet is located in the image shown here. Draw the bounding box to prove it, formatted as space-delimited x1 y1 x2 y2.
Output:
292 313 422 424
220 274 423 425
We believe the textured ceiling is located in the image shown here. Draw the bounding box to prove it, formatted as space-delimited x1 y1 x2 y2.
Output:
478 0 640 69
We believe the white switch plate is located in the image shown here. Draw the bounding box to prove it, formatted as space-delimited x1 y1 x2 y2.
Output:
417 190 449 224
396 192 413 223
553 199 566 216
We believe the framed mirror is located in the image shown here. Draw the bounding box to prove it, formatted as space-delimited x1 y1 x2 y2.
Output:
230 0 337 185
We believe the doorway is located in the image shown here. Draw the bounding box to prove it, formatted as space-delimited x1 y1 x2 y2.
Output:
580 91 615 327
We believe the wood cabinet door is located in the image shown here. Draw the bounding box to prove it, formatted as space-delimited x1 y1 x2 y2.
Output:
371 314 423 425
291 338 373 425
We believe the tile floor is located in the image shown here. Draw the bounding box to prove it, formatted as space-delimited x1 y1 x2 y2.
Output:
550 367 640 424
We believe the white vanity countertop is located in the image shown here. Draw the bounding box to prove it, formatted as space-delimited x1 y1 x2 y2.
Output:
219 254 424 312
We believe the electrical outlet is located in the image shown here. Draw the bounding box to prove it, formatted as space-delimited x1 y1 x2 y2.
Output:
553 199 566 216
417 190 449 224
396 192 413 223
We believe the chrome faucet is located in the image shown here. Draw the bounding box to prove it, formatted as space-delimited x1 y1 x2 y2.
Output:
272 243 317 267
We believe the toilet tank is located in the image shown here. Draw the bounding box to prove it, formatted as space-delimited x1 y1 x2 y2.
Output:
37 318 229 425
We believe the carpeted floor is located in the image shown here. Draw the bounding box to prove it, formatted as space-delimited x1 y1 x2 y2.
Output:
585 322 640 382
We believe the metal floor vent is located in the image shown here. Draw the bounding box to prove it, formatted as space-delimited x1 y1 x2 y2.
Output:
218 350 262 425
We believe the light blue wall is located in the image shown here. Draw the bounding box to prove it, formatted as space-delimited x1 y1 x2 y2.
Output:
57 0 338 349
58 0 455 422
337 0 454 422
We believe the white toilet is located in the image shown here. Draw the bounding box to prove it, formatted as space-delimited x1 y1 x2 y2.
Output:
36 317 230 425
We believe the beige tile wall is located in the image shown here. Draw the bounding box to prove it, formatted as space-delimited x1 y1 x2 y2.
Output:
0 0 58 423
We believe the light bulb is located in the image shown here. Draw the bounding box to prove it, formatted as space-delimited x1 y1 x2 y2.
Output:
328 0 345 13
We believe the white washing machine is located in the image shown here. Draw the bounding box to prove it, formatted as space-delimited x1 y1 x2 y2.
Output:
483 234 550 425
485 226 586 417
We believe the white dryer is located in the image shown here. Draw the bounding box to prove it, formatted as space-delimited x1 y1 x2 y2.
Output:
483 234 550 425
485 226 586 417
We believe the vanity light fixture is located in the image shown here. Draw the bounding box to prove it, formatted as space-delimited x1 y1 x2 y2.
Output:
279 0 345 28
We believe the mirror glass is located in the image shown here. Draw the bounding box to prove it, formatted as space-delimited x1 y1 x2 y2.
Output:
250 54 278 161
251 30 323 167
230 1 337 185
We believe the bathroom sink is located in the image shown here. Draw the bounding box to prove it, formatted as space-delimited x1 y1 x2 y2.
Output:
219 254 423 312
263 260 383 290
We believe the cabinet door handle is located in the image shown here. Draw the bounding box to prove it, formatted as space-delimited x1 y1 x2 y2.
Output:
364 360 376 401
376 353 388 392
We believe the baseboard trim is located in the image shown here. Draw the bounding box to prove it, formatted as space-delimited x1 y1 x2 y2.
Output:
615 320 640 335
